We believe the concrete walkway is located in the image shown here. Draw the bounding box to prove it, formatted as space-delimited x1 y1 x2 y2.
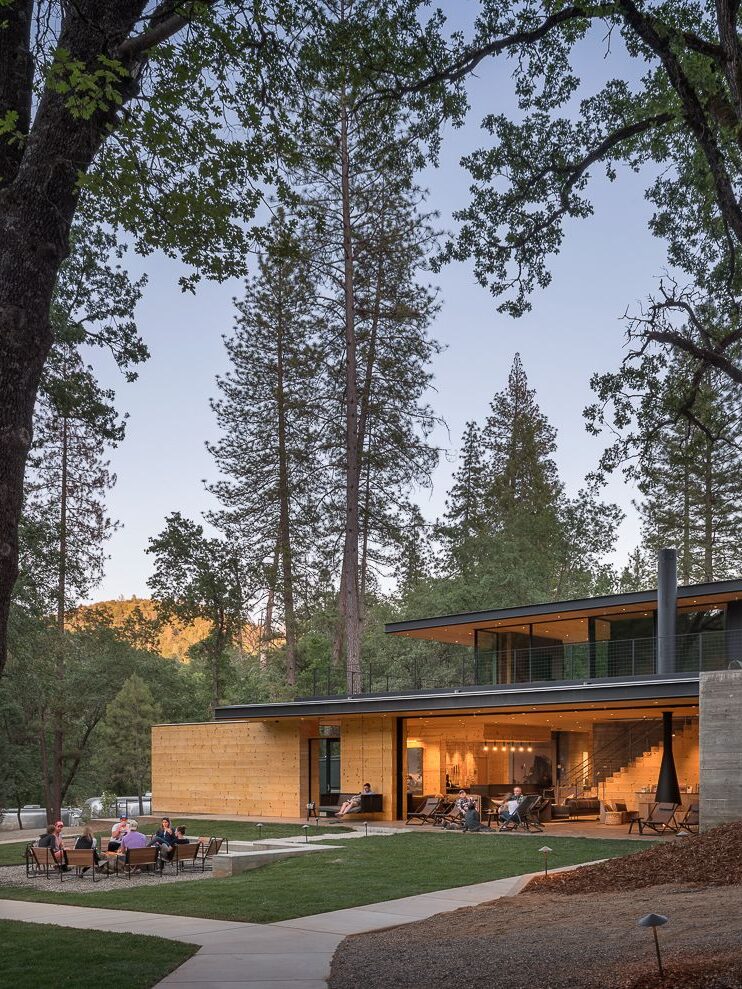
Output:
0 872 533 987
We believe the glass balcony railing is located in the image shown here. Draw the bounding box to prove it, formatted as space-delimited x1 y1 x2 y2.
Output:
297 628 742 698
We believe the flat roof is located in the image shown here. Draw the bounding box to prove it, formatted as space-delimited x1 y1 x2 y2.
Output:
214 673 699 720
384 578 742 645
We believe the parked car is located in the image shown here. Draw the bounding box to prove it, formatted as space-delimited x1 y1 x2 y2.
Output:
82 794 152 819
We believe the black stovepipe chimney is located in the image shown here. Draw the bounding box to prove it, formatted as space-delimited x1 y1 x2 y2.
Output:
655 710 681 804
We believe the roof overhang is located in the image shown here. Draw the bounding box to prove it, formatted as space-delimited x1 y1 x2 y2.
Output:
384 579 742 645
214 673 699 720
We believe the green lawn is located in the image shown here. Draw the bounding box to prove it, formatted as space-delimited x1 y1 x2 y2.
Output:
0 819 350 867
171 818 352 841
0 832 648 923
0 919 197 988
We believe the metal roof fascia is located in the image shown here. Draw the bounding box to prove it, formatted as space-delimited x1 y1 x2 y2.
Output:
213 676 699 720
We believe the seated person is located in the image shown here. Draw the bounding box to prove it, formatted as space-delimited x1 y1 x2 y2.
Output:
462 801 483 832
454 789 471 815
118 820 148 855
38 822 68 869
499 786 525 826
108 815 129 851
337 783 373 817
150 817 176 864
173 826 189 844
74 825 105 871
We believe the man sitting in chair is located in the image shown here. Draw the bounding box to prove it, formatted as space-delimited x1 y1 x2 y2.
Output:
499 787 525 828
337 783 373 817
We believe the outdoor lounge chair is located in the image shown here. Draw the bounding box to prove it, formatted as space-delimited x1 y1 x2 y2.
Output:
198 836 225 869
678 802 699 834
628 801 680 835
27 845 56 879
172 842 203 873
406 796 443 825
63 849 100 882
118 845 159 879
499 794 542 832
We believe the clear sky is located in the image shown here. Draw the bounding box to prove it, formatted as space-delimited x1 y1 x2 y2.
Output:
89 5 667 602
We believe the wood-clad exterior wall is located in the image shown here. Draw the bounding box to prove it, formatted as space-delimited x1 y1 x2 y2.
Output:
340 715 397 820
152 715 399 821
152 719 317 818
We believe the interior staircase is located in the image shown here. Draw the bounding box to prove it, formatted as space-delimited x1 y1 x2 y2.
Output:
600 719 698 808
559 717 698 810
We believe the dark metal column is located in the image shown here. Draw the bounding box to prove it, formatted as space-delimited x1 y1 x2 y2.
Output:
655 711 681 805
657 548 677 675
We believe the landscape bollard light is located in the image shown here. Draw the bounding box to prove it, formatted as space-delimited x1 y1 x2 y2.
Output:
638 913 668 981
302 825 310 844
256 823 263 842
538 846 553 877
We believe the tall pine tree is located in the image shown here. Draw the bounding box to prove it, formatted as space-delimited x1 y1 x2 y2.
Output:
208 219 325 685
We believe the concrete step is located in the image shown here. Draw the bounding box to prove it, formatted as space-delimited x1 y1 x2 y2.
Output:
212 844 340 878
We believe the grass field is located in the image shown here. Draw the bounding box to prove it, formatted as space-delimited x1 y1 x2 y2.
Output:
0 818 350 867
0 919 197 988
0 832 648 923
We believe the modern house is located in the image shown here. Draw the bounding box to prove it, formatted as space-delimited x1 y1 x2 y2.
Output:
151 554 742 828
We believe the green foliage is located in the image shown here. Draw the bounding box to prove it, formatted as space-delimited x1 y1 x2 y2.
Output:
147 513 251 709
100 790 118 818
99 675 162 803
48 50 128 120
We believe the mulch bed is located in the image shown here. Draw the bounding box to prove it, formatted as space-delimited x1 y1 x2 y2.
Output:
619 952 742 988
525 821 742 896
329 885 742 989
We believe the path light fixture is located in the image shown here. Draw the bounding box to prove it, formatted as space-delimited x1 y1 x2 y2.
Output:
302 825 310 844
538 846 553 877
638 913 668 981
256 823 264 842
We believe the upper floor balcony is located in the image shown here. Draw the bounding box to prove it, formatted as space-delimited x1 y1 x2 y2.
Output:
298 627 742 699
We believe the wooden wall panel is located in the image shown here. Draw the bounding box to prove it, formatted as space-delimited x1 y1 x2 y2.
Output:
340 715 396 820
151 719 318 818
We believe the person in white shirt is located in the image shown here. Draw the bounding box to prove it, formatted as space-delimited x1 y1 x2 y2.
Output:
108 815 129 851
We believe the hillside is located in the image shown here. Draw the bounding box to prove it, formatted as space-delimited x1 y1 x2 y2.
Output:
75 597 262 661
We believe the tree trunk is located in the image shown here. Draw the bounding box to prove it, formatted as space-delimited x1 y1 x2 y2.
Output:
275 266 298 686
339 91 362 694
357 189 385 615
260 542 279 670
703 442 714 581
0 2 151 673
0 294 53 675
682 440 691 584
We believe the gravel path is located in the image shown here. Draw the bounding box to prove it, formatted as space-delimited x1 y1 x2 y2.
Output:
0 863 211 893
329 884 742 989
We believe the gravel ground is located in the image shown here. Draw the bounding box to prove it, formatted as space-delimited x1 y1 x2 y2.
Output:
0 863 212 893
329 884 742 989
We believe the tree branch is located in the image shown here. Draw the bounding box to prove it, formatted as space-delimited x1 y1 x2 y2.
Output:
115 0 219 60
617 0 742 245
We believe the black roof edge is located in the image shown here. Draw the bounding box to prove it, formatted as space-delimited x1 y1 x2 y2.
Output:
384 578 742 634
213 674 699 720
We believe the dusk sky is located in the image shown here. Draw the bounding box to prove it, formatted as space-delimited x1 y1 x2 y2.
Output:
90 5 667 602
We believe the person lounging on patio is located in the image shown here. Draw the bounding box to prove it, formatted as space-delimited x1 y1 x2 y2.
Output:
337 783 373 817
498 787 525 827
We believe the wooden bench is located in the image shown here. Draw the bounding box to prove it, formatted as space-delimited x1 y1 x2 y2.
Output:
318 793 383 818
